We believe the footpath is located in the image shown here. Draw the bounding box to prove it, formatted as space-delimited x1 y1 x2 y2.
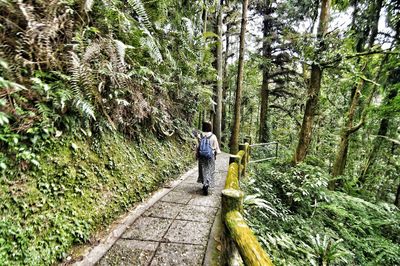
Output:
73 153 230 266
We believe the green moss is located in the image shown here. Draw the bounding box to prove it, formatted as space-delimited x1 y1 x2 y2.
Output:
226 211 274 266
0 132 193 265
225 163 240 190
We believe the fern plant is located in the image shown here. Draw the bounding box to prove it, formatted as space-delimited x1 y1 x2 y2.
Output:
299 234 352 266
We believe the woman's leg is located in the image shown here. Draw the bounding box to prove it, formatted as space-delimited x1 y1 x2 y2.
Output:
197 160 204 184
202 158 215 195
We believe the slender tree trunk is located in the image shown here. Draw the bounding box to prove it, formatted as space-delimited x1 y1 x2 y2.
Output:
293 0 330 164
330 0 383 183
213 0 223 143
248 107 254 136
198 110 203 129
359 21 399 185
222 20 231 144
229 0 248 154
395 183 400 208
258 0 273 143
359 118 389 181
331 77 365 178
359 88 398 183
200 0 208 124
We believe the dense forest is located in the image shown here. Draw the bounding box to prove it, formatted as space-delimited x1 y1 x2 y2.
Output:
1 0 399 265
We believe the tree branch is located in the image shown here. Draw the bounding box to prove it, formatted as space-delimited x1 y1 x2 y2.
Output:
270 104 301 127
269 69 299 79
321 49 400 67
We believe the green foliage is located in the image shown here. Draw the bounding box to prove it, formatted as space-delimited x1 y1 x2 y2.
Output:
243 160 400 266
0 132 193 264
299 234 352 266
0 0 215 172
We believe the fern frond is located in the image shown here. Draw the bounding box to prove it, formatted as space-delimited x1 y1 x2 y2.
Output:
114 39 132 68
36 102 52 120
84 0 94 12
74 99 96 120
54 86 72 111
82 41 101 63
182 17 194 39
127 0 152 31
140 30 163 63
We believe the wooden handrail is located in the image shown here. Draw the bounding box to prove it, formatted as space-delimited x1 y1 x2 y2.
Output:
221 142 274 266
226 211 273 266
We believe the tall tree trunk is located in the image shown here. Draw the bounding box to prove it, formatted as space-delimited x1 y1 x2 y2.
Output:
359 84 398 183
222 19 231 144
198 110 203 129
258 0 273 143
359 117 389 182
331 76 365 178
199 0 208 124
395 183 400 208
293 0 330 164
359 18 399 185
213 0 223 143
229 0 248 154
330 0 383 182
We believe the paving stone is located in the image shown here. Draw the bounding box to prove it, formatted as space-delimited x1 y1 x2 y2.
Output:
173 182 201 195
96 239 157 266
150 243 205 266
82 153 231 266
160 191 192 204
177 205 218 224
188 194 221 208
122 217 172 241
183 173 199 183
163 220 211 245
144 201 183 219
214 175 227 187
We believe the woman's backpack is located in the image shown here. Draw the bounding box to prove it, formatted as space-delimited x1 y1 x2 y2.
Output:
198 135 214 159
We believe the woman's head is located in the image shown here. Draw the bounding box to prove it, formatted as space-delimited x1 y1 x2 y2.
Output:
202 121 213 132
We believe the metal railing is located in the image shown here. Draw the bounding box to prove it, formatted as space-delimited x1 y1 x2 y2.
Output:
249 142 279 163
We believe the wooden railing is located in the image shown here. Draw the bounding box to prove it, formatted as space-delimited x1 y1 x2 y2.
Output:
221 142 273 266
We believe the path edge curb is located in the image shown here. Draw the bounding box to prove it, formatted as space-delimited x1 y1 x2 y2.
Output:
72 166 197 266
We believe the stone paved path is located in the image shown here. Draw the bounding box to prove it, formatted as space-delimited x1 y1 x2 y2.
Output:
74 153 229 266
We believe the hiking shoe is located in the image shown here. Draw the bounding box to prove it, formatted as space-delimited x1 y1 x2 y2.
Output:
203 185 209 195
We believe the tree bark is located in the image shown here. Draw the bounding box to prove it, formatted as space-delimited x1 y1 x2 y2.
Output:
395 183 400 208
199 0 208 125
229 0 248 154
330 0 383 182
221 19 231 144
213 0 223 143
359 88 398 184
258 0 273 143
331 78 365 178
293 0 330 164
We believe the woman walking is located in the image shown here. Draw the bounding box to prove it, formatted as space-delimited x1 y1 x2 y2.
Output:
197 121 221 195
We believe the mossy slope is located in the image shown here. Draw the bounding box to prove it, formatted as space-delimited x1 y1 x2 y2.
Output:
0 132 193 265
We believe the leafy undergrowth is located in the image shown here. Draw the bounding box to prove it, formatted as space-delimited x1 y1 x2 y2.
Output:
0 132 193 265
243 160 400 266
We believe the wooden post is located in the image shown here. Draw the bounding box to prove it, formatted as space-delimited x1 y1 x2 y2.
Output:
244 136 252 145
221 189 244 265
222 189 244 217
229 155 242 180
247 143 251 166
239 143 248 177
